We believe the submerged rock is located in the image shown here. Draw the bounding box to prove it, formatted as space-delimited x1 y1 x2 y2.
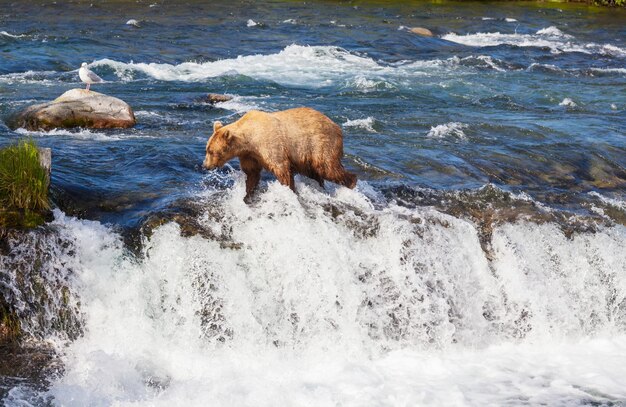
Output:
201 93 233 105
0 341 59 400
7 89 136 131
137 195 243 251
0 297 20 344
0 227 83 345
409 27 434 37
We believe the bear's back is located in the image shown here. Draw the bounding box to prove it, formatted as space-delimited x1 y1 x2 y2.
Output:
272 107 337 128
234 108 341 143
271 108 341 141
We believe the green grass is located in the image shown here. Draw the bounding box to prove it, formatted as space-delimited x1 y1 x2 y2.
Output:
0 140 50 228
593 0 625 5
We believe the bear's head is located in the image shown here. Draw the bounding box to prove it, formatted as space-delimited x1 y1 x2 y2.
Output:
204 121 236 170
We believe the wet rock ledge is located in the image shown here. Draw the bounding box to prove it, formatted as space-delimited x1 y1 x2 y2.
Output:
7 88 136 131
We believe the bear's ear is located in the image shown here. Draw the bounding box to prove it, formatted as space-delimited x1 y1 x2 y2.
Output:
213 121 223 132
223 129 233 142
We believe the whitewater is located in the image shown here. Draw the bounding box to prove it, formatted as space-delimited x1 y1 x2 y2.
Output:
2 177 624 406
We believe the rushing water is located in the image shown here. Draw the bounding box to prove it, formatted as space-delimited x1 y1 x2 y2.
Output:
1 1 626 405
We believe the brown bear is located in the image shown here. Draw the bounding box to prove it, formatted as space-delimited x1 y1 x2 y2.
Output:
203 107 357 200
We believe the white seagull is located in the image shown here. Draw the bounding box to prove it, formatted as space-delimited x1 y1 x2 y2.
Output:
78 62 103 91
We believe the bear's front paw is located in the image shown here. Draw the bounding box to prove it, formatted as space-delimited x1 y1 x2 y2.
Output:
243 194 255 205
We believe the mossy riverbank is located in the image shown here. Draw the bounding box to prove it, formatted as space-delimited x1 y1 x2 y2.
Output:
0 140 51 229
0 140 52 345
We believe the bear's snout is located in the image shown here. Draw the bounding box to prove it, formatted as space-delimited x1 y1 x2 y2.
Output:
202 156 215 170
203 153 225 170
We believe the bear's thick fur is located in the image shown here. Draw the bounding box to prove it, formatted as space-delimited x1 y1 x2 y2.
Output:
203 107 357 200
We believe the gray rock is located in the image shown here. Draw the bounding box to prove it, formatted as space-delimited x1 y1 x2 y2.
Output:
37 148 51 175
409 27 434 37
7 89 136 131
202 93 233 104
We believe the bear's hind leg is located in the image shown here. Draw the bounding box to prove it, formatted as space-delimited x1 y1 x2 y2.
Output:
303 168 324 188
272 165 296 193
341 171 357 189
322 165 357 189
316 176 325 189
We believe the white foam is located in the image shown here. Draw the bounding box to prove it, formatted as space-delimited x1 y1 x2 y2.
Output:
38 180 626 406
559 97 577 107
600 44 626 57
0 30 26 38
126 19 140 27
536 26 569 37
505 18 517 22
0 70 59 85
134 110 186 125
528 63 562 72
473 55 505 71
343 117 376 132
47 337 626 406
90 46 389 87
214 96 263 113
589 67 626 75
442 26 626 56
349 75 396 91
282 19 296 24
15 127 118 141
427 122 468 139
89 45 504 90
14 127 147 141
589 191 626 211
134 110 163 118
247 19 258 27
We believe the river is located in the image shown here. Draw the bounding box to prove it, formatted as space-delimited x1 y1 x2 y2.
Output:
1 1 625 405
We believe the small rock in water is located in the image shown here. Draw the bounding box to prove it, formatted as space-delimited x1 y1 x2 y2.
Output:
7 89 136 131
202 93 233 104
409 27 434 37
126 19 141 28
38 148 51 175
247 19 258 27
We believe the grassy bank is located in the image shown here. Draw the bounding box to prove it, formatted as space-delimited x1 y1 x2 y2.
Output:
337 0 626 8
582 0 623 5
0 140 50 229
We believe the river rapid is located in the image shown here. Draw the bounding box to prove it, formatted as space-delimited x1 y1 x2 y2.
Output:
1 1 625 405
